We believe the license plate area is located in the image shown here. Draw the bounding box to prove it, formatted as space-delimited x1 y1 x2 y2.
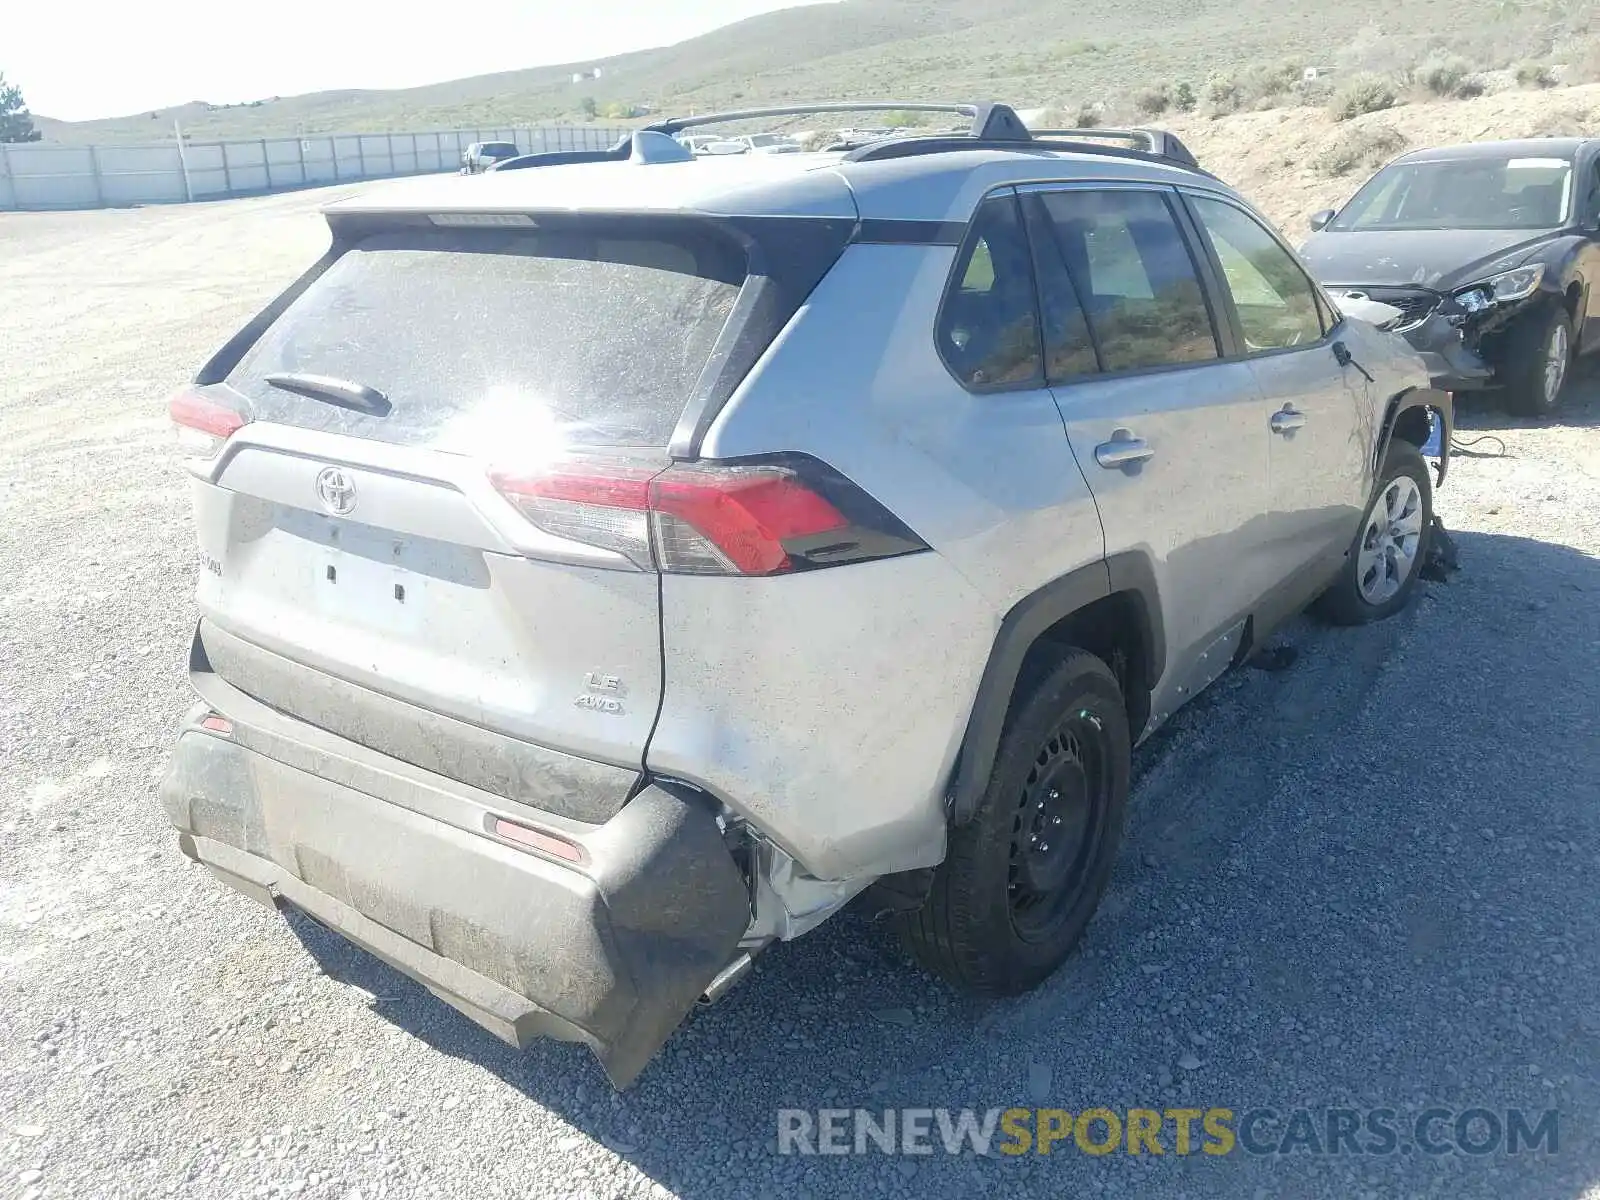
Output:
312 522 431 636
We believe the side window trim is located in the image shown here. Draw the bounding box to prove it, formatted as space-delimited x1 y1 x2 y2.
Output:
1017 181 1239 383
934 186 1047 395
1177 187 1342 358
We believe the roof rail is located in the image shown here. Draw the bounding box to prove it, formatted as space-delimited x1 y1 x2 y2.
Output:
643 101 1031 141
479 110 1205 177
1027 127 1203 171
844 124 1208 175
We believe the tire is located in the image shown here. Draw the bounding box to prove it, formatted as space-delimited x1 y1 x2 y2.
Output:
899 650 1130 996
1501 304 1574 417
1313 440 1432 627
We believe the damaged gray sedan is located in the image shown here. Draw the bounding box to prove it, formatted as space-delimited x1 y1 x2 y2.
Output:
1302 137 1600 415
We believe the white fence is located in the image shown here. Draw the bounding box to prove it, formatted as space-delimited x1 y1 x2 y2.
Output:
0 125 631 211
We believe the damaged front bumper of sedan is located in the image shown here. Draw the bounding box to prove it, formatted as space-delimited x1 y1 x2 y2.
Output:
1331 264 1548 393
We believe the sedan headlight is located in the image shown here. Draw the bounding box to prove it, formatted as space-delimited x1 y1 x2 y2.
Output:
1456 264 1545 307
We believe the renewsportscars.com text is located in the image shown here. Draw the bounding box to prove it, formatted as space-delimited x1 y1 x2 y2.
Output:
776 1106 1560 1158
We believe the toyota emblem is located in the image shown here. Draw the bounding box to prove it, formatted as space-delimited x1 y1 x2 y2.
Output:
315 467 357 516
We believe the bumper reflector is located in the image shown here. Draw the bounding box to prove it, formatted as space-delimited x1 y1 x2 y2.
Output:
492 817 582 863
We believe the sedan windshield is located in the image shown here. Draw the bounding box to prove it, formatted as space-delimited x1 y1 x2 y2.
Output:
1329 155 1574 231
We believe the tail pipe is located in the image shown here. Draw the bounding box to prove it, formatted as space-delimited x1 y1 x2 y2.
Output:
698 939 773 1006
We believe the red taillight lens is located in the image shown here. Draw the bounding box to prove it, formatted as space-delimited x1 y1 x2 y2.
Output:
489 455 925 577
652 468 848 575
169 387 248 462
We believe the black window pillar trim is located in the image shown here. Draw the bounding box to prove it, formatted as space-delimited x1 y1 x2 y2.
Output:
1019 191 1108 378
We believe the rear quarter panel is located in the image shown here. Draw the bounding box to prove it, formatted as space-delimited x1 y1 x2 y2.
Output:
656 242 1107 881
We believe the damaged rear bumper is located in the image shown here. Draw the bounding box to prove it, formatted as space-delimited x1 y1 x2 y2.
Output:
159 684 749 1088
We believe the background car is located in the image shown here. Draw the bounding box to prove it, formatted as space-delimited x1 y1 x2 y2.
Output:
1301 137 1600 415
459 140 522 174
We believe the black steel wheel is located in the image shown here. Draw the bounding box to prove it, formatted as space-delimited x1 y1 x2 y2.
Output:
899 649 1130 996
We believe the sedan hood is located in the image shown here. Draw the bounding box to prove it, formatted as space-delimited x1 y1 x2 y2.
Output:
1300 227 1549 291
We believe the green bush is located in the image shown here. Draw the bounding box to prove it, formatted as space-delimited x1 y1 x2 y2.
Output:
1241 58 1305 107
1203 71 1242 114
1514 60 1557 88
1132 84 1171 116
1173 81 1197 112
1329 74 1398 121
1311 121 1407 175
1455 73 1489 98
1414 53 1472 97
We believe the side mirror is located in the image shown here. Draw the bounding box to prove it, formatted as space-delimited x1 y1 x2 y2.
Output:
1309 209 1336 232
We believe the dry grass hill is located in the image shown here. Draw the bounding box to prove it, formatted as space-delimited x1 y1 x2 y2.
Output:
33 0 1599 143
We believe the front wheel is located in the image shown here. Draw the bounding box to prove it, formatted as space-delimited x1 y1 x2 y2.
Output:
1313 440 1432 626
1502 305 1574 417
898 650 1130 996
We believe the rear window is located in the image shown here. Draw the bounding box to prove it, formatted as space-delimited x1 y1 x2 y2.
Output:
227 226 746 452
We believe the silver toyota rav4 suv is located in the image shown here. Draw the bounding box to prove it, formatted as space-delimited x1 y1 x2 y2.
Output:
160 102 1451 1087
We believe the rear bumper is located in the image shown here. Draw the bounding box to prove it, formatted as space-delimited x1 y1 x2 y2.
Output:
159 693 750 1088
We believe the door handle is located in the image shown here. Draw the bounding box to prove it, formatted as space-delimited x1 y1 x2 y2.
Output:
1094 429 1155 469
1270 407 1307 434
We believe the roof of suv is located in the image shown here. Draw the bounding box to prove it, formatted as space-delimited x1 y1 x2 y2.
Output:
326 102 1220 225
328 143 1215 225
1396 137 1593 162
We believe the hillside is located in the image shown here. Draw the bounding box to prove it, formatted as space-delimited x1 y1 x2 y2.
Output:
36 0 1592 142
1171 82 1600 236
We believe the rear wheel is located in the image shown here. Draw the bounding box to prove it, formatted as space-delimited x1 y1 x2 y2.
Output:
1502 305 1573 417
899 650 1129 995
1313 440 1432 626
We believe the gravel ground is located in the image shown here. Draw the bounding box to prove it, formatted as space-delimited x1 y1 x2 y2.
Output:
2 187 1599 1200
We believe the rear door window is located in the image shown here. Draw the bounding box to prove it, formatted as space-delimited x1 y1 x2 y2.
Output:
227 226 746 453
1031 189 1220 374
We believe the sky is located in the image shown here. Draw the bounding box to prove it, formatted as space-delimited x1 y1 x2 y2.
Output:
8 0 826 121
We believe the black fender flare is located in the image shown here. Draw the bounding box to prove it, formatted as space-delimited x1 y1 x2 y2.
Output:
1376 386 1453 486
947 553 1164 826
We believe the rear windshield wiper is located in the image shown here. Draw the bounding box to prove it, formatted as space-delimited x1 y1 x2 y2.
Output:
264 372 391 416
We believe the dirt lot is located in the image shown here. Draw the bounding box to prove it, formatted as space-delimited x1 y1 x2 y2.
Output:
2 184 1599 1200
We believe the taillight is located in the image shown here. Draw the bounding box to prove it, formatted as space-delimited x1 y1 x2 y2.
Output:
489 454 926 576
169 386 248 463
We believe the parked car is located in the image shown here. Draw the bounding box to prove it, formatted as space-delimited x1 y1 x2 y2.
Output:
1301 137 1600 415
736 132 802 154
459 141 522 174
675 133 750 156
162 101 1449 1088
